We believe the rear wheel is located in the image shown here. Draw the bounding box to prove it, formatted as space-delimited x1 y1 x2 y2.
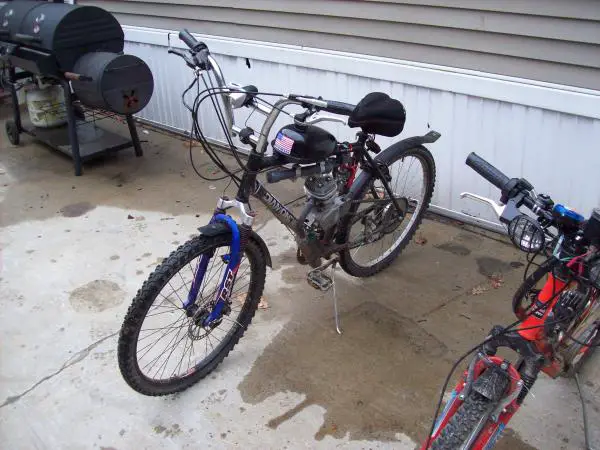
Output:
118 234 266 396
512 258 558 320
431 391 495 450
564 320 600 377
339 146 435 277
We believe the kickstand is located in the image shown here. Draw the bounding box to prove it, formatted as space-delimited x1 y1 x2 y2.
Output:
306 256 342 335
331 261 342 335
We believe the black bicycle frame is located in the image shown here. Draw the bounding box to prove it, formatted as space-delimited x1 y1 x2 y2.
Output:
232 133 402 238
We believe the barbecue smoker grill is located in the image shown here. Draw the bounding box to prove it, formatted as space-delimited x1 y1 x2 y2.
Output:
0 1 154 175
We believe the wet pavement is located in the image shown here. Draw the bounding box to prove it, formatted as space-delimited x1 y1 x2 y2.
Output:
1 110 599 449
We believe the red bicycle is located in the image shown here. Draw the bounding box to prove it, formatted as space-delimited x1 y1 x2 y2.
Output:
422 153 600 449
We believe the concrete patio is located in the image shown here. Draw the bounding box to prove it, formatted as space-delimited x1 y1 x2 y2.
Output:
1 111 599 450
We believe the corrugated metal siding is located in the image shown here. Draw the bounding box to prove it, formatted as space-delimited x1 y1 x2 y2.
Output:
79 0 600 90
125 40 600 225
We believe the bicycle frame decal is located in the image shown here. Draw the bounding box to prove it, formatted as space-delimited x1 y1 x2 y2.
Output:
184 214 241 323
253 179 297 229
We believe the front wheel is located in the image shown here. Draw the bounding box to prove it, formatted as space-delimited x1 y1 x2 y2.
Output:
430 391 495 450
339 145 435 277
118 234 266 396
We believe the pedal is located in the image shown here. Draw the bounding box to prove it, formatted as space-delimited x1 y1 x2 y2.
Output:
307 269 333 291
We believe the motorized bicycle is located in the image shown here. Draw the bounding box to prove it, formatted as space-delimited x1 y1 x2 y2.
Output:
117 29 441 395
423 152 600 449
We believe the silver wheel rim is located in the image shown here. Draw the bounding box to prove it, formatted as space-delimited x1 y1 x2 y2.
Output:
348 154 428 267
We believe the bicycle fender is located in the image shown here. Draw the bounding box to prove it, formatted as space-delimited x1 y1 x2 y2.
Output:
347 131 438 199
472 366 510 402
198 222 273 268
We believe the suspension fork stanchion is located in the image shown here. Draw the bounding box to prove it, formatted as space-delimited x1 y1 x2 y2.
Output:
202 214 244 326
184 211 224 310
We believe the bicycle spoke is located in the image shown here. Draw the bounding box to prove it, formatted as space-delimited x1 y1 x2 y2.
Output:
155 329 189 380
219 314 246 330
173 335 194 377
142 319 187 373
148 303 180 312
145 309 182 318
187 335 196 372
166 280 186 306
347 155 426 267
138 315 187 360
177 269 190 292
139 318 186 334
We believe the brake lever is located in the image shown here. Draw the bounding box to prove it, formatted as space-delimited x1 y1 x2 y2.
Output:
168 49 196 70
460 192 506 219
301 111 347 126
461 192 524 225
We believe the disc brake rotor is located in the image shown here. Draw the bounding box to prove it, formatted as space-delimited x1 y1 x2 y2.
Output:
381 197 408 233
362 196 408 242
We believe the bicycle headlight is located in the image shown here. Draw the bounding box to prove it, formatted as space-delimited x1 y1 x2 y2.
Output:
508 215 545 253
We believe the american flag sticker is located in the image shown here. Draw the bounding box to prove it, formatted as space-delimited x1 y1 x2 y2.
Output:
274 132 294 155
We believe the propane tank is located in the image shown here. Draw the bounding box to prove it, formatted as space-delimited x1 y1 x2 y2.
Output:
26 83 67 128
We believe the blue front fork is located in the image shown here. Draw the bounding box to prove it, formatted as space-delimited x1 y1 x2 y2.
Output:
183 213 242 327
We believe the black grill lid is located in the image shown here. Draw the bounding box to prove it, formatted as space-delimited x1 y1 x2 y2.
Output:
0 1 123 72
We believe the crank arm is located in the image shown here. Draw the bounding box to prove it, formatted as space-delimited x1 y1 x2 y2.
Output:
313 254 339 272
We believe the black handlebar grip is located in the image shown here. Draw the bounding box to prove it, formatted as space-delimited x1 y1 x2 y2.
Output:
324 100 356 116
266 168 296 183
179 29 200 50
466 152 511 191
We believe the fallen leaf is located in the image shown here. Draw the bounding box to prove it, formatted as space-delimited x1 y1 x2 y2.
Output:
489 272 504 289
184 140 203 148
490 277 504 289
258 297 269 309
471 285 489 295
232 293 246 306
415 233 427 245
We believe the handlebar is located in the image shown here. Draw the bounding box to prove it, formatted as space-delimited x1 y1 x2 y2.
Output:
465 152 557 226
466 152 510 191
288 94 355 116
179 29 204 52
322 100 355 116
171 28 367 157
